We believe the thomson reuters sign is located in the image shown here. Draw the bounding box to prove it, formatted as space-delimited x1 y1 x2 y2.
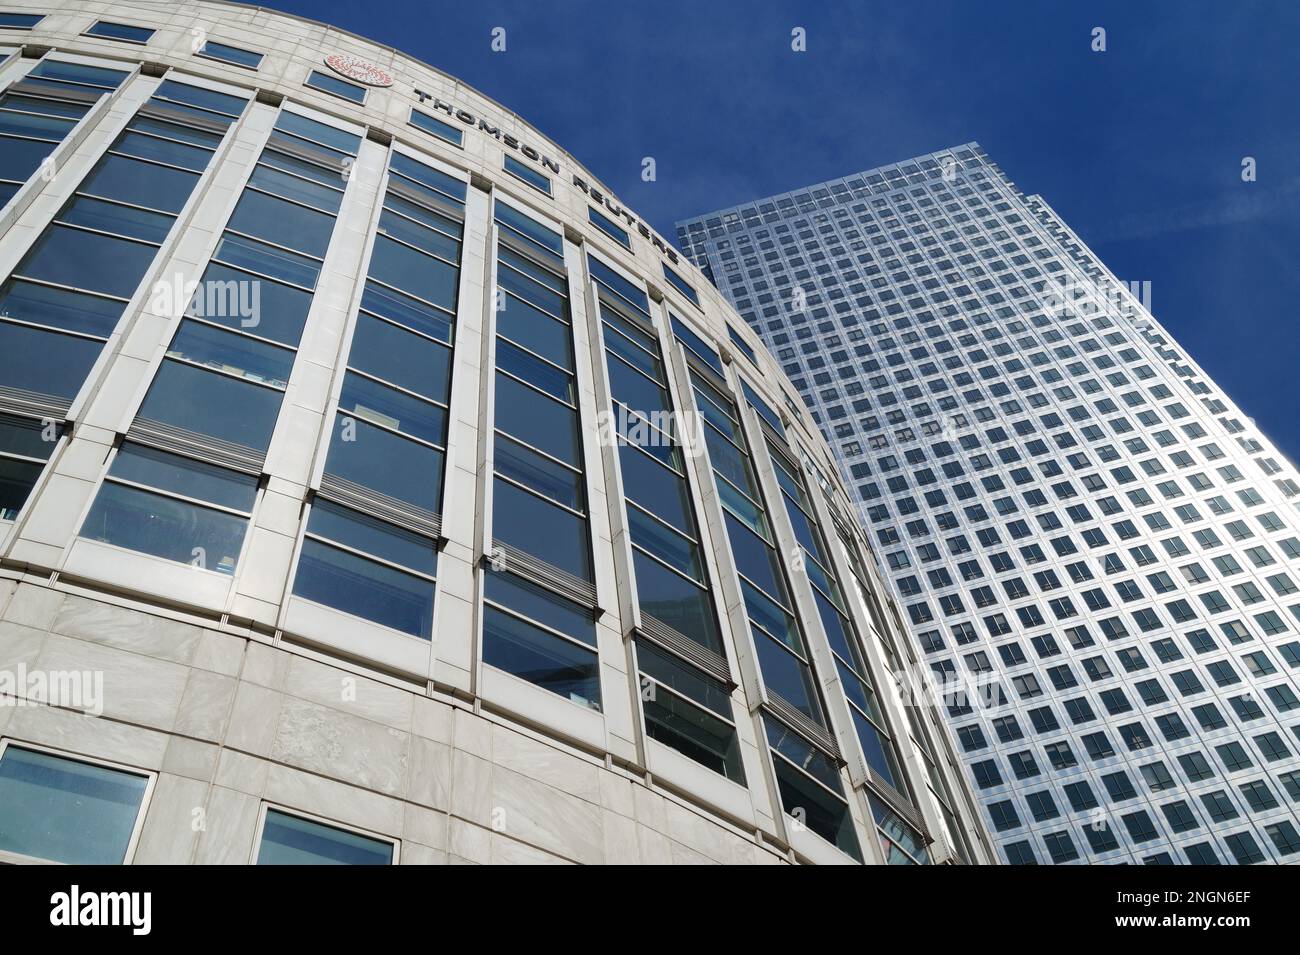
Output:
323 52 394 87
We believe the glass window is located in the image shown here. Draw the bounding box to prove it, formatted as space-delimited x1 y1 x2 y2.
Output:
378 205 460 261
305 69 365 103
728 325 758 364
389 153 467 204
294 501 437 639
503 154 551 194
872 796 930 864
409 108 463 146
25 60 128 90
638 639 744 783
338 371 446 446
671 315 723 375
137 357 283 452
617 444 694 536
189 263 312 346
0 140 59 190
483 569 599 710
492 477 592 582
227 189 334 258
589 256 650 316
662 264 700 306
494 373 580 466
79 444 257 573
348 313 451 401
497 202 563 257
742 380 785 437
256 809 393 865
170 314 294 387
81 152 200 212
112 129 214 172
495 434 583 511
766 717 861 861
0 321 103 398
589 206 631 248
214 233 321 288
60 195 173 243
314 150 460 527
0 12 44 27
361 281 452 343
251 159 344 212
369 235 458 311
18 224 159 297
497 338 574 403
497 289 572 370
197 40 263 69
754 630 823 721
324 416 445 514
0 745 148 864
0 108 78 144
275 111 362 157
0 412 58 519
633 549 722 653
85 20 155 43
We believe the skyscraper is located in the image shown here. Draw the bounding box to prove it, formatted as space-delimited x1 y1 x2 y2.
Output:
0 1 990 866
677 143 1300 864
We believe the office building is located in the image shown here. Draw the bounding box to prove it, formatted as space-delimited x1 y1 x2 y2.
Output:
678 144 1300 863
0 0 989 865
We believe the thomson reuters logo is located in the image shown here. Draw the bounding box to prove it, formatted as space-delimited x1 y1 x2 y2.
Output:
323 52 394 87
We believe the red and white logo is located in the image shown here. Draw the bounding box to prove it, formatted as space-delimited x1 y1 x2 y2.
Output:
323 53 394 88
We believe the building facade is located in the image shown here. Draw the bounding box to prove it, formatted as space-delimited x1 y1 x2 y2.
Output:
677 145 1300 864
0 0 990 865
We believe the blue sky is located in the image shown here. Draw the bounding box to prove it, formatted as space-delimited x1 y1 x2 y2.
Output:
261 0 1300 461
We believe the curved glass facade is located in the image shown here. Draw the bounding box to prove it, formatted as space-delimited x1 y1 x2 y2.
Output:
0 0 990 865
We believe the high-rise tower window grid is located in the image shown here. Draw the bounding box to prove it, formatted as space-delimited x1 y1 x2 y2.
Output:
678 143 1300 864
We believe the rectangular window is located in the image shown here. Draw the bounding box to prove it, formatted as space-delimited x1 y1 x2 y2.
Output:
872 796 930 864
637 638 744 783
482 568 600 710
766 717 862 861
305 69 366 103
503 154 551 195
80 443 258 573
662 263 700 306
139 322 290 452
742 379 786 438
197 40 263 69
85 20 155 43
670 314 723 376
256 808 395 865
773 438 911 797
0 412 61 519
292 500 438 639
0 743 150 864
409 108 463 146
588 205 630 248
728 325 758 364
0 12 43 28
